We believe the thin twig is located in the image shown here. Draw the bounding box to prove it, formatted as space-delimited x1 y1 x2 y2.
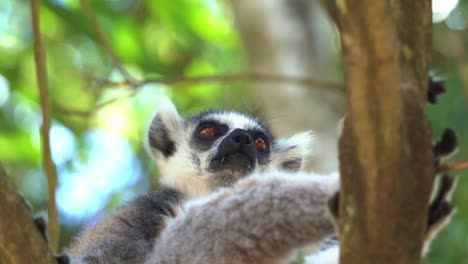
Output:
77 71 343 93
79 0 137 84
56 72 344 117
30 0 59 252
438 160 468 174
137 72 344 92
79 71 131 91
55 90 137 117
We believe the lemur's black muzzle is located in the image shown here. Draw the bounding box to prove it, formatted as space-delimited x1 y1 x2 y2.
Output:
210 129 256 171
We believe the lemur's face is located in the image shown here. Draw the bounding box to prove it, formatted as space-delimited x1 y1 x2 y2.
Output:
187 111 273 185
147 99 313 197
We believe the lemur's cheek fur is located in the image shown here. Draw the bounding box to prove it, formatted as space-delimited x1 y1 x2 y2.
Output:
271 131 315 172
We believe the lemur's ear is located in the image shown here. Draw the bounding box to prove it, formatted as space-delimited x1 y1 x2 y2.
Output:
270 131 314 171
147 98 184 158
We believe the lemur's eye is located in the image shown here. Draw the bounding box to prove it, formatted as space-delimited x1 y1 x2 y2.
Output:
199 127 217 138
254 137 267 149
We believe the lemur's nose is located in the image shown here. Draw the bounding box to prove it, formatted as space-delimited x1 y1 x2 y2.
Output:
230 129 252 145
211 128 257 169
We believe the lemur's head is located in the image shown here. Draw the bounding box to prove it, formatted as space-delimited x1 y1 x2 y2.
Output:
147 99 313 197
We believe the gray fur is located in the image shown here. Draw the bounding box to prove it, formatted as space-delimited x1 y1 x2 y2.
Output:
147 171 339 264
67 187 184 264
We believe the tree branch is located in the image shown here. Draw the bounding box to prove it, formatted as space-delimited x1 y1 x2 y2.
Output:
0 163 57 264
337 0 432 263
439 160 468 174
55 72 344 117
30 0 60 252
78 0 137 84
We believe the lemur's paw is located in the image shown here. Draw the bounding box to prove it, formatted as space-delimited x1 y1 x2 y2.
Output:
433 128 458 170
328 191 340 220
428 77 446 104
34 216 48 242
55 254 70 264
426 174 456 238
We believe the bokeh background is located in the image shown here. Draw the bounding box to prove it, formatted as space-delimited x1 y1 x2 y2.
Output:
0 0 467 262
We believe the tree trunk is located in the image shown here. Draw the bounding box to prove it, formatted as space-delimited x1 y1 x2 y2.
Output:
335 1 433 263
0 164 57 264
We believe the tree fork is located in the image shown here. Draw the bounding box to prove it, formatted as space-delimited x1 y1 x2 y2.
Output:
336 1 432 263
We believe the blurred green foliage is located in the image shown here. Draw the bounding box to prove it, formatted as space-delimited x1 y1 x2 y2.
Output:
0 0 251 249
0 0 468 263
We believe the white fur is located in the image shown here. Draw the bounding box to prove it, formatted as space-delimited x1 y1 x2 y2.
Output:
270 131 315 171
158 142 212 197
205 112 266 133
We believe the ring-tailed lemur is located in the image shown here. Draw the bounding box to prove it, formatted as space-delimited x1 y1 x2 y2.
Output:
65 98 317 263
62 98 456 264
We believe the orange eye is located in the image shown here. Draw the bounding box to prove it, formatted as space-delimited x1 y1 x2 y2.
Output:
254 137 267 149
199 127 217 137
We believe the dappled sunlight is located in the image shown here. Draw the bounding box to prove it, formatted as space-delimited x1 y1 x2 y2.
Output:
445 6 468 30
57 173 106 220
21 170 48 205
50 124 76 166
95 99 135 138
433 0 459 23
57 129 142 222
0 75 10 106
0 1 30 51
12 96 41 132
71 36 108 75
0 34 20 49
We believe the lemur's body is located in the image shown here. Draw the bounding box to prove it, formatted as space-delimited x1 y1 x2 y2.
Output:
65 99 456 264
66 99 322 263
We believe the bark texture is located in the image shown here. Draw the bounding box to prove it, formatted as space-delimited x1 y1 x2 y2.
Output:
336 1 433 263
0 164 57 264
